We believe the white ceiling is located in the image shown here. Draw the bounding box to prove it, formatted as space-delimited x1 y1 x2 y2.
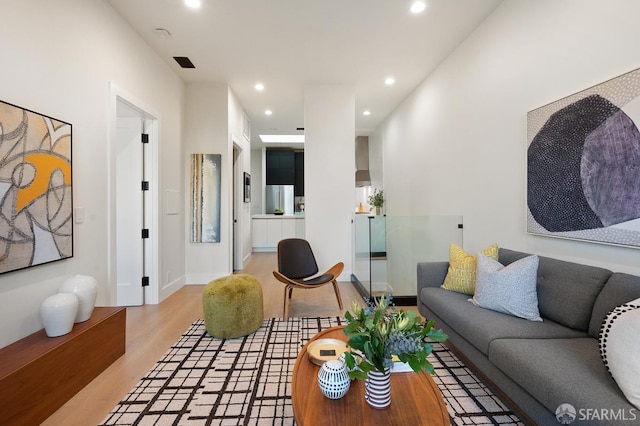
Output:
107 0 502 148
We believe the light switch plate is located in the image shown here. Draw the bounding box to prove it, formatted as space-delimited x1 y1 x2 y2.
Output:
74 207 84 224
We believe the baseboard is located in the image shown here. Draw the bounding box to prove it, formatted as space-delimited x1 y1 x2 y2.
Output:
350 274 369 300
251 247 276 253
349 274 417 306
391 296 417 306
160 275 186 301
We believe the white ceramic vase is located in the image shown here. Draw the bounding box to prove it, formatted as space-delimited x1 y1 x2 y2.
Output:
59 274 98 323
317 359 351 399
365 367 391 409
40 293 79 337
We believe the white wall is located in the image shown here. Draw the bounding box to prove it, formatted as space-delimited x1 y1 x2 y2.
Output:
0 0 184 348
184 83 230 283
250 148 264 215
184 83 252 281
304 86 355 278
227 88 252 267
373 0 640 278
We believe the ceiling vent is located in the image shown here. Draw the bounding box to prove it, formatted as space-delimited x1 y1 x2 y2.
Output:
173 56 195 69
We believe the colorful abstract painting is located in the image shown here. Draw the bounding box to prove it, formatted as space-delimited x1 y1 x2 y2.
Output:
0 100 73 274
527 68 640 248
190 154 221 243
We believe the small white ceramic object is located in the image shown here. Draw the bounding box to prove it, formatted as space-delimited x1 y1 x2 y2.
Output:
59 274 98 323
317 359 350 399
40 293 79 337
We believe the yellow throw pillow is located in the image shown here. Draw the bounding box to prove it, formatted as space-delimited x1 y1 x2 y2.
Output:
441 243 499 295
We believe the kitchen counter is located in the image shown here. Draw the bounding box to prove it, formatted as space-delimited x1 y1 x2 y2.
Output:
252 215 305 251
252 214 304 219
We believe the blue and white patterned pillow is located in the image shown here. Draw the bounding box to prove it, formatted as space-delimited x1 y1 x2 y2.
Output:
470 253 542 321
599 298 640 410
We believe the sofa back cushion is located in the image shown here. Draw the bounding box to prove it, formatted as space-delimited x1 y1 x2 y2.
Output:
499 248 612 331
588 273 640 338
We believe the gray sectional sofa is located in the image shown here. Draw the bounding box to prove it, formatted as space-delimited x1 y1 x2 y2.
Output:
417 248 640 425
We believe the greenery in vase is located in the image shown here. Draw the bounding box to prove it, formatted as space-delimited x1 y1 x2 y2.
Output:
343 295 447 379
368 188 384 208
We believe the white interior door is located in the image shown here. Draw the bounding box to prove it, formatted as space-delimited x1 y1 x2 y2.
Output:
115 115 144 306
233 146 242 270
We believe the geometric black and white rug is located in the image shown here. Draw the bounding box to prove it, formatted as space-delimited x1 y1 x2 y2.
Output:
100 317 523 426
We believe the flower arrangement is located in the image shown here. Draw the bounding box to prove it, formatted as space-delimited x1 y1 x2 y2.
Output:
343 296 447 379
368 188 384 208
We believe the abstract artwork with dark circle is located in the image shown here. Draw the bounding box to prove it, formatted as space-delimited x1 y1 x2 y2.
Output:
527 68 640 248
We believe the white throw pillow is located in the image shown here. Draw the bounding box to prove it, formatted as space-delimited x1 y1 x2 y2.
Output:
470 254 542 322
599 298 640 410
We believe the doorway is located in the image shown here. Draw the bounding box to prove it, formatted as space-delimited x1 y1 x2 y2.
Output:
110 85 159 306
233 144 243 271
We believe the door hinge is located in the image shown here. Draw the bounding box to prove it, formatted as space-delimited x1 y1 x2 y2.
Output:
458 224 464 229
142 276 149 287
141 133 149 144
142 229 149 239
142 181 149 191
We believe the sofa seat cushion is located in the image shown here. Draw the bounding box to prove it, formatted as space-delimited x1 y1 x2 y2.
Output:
420 287 585 355
488 338 636 418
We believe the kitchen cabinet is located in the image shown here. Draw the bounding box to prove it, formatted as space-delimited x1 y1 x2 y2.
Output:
295 217 305 237
265 149 304 196
294 151 304 196
281 218 297 239
266 150 295 185
266 219 282 247
252 219 268 248
252 215 305 252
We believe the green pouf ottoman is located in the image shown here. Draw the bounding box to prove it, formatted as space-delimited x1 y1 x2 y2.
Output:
202 274 264 338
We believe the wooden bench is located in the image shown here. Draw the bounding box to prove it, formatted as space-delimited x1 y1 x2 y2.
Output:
0 306 126 425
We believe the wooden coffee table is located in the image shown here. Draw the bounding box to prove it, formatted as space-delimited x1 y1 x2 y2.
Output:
292 326 450 425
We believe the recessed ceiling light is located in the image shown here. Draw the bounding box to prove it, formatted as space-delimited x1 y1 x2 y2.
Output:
184 0 201 9
385 77 395 86
254 83 264 91
410 1 427 14
265 109 272 115
259 135 305 143
363 110 371 116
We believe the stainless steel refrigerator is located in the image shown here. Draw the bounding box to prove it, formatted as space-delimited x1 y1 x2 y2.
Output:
265 185 294 214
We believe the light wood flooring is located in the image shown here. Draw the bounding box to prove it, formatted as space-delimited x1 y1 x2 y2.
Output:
42 252 365 425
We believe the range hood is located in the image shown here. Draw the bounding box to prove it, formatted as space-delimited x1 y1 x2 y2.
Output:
355 136 371 187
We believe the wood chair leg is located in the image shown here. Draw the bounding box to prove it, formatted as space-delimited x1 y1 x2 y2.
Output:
283 285 290 320
332 280 343 310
